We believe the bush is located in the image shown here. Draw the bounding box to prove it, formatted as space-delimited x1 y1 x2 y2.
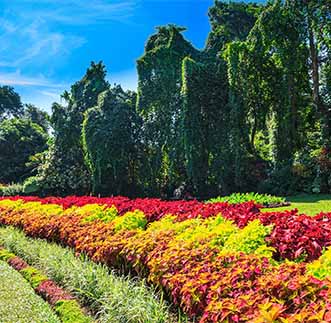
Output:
207 192 286 206
0 183 24 196
23 176 42 195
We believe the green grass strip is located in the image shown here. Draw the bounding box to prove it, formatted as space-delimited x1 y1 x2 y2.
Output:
262 193 331 215
0 226 174 323
0 260 61 323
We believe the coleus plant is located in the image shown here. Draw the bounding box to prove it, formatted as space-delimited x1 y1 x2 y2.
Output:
1 198 331 322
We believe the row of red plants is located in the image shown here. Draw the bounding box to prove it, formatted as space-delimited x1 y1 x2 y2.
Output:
0 195 260 222
1 198 331 322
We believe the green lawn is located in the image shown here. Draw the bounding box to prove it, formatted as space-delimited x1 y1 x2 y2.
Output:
262 194 331 216
0 260 60 323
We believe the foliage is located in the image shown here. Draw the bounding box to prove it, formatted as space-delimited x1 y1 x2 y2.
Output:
0 85 24 121
207 192 286 206
4 197 331 320
221 219 274 257
206 1 261 52
0 182 25 196
54 300 93 323
181 56 230 196
20 266 49 288
81 205 118 223
23 104 50 132
82 86 142 196
0 118 48 184
307 247 331 280
22 176 43 195
0 245 94 322
112 210 147 232
35 62 109 195
137 24 201 195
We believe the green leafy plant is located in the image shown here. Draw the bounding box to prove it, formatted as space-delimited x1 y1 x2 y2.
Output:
54 300 92 323
0 226 172 323
112 210 147 232
20 267 48 289
81 205 118 223
307 247 331 280
207 192 286 206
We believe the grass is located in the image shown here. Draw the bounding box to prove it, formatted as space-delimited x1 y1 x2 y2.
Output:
262 194 331 216
0 226 176 323
0 260 60 323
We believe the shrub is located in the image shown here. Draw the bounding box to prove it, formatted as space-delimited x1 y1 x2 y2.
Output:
0 183 24 196
54 300 92 323
207 192 286 206
112 210 147 232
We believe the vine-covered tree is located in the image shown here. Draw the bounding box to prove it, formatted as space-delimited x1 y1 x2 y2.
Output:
82 86 142 196
36 62 109 195
137 24 201 195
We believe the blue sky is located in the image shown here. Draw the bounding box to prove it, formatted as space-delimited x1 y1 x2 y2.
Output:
0 0 263 111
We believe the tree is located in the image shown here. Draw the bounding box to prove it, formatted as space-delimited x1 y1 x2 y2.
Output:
206 1 261 53
82 86 142 196
0 118 48 183
0 86 24 121
137 24 201 195
36 62 109 195
23 104 50 132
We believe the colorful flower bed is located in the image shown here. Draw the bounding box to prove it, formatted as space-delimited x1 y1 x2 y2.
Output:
0 226 174 323
0 247 92 323
1 196 331 322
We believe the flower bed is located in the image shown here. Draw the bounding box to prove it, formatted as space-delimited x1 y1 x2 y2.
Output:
1 196 331 322
0 226 174 323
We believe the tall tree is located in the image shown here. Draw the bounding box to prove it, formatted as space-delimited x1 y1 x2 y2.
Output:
0 86 24 121
206 1 261 53
82 86 142 196
137 24 201 195
23 104 50 132
36 62 109 195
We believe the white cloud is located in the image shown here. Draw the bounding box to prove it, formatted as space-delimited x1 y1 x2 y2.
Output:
11 1 138 25
0 70 67 88
0 16 86 69
0 0 140 110
0 0 138 70
39 90 62 100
